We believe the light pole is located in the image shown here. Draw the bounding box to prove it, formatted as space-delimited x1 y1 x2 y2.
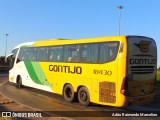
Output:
5 34 9 57
117 5 123 36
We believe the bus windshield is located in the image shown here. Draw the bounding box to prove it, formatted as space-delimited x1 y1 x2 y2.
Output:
9 49 18 70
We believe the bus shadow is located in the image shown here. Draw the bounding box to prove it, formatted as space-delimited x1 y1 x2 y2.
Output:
8 82 118 110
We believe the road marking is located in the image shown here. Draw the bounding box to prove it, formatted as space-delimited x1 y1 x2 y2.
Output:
0 100 14 105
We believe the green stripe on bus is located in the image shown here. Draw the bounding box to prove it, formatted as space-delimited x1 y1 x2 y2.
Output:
24 61 42 84
31 62 51 86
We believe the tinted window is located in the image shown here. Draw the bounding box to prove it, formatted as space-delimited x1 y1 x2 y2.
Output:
17 48 28 62
27 48 37 61
99 42 119 63
81 44 99 63
64 45 81 62
16 41 119 63
37 47 49 61
49 46 63 61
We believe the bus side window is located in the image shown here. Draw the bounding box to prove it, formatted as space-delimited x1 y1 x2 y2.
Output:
108 43 119 61
17 48 27 63
81 44 99 63
99 42 119 63
108 48 115 61
64 45 80 62
49 46 63 62
27 48 37 61
99 43 109 63
37 47 49 61
81 45 87 63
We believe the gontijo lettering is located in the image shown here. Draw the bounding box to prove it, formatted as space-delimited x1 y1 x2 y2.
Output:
49 65 82 74
129 59 156 64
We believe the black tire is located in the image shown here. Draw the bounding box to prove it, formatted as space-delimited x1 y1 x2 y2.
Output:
78 87 90 106
17 76 23 88
63 84 75 102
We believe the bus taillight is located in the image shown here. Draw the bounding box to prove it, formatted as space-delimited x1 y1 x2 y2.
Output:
121 74 133 95
120 77 126 95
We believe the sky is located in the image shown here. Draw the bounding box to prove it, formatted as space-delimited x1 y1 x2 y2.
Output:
0 0 160 67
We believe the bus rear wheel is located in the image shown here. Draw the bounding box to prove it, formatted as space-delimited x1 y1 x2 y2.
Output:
78 87 90 106
17 76 23 88
63 84 75 102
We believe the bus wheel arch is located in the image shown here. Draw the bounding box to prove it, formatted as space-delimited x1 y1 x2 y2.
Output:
16 75 23 88
78 86 90 106
63 83 75 102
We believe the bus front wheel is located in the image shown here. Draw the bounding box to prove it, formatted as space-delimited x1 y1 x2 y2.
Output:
78 87 90 106
63 84 75 102
17 76 23 88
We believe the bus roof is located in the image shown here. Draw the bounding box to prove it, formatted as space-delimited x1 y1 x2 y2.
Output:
32 36 126 47
13 35 154 49
14 42 34 49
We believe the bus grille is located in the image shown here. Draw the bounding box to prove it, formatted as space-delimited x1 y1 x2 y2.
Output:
131 66 154 74
99 82 116 103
